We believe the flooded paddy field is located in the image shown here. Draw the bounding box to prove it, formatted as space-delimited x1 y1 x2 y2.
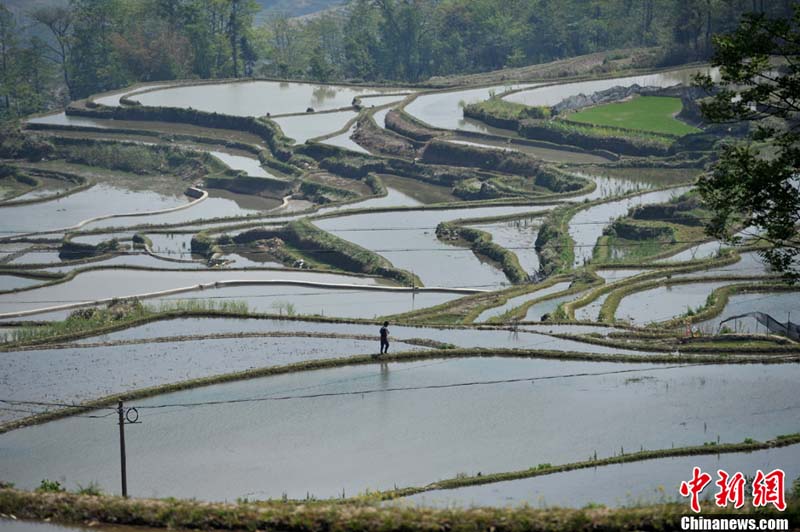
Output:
475 282 571 323
73 316 650 355
614 281 735 325
4 63 797 518
570 187 691 268
468 216 542 274
655 239 725 263
152 286 461 319
526 290 588 322
698 291 800 334
1 358 796 500
594 269 647 282
207 151 277 179
78 192 276 232
574 292 611 322
674 252 772 280
1 336 429 424
503 67 719 107
92 83 177 107
404 83 538 132
8 250 66 266
132 81 405 116
4 176 74 203
372 107 391 129
0 184 189 236
273 110 358 144
402 443 800 508
321 123 371 154
0 519 158 532
0 275 47 292
315 205 557 288
31 253 207 273
0 269 383 317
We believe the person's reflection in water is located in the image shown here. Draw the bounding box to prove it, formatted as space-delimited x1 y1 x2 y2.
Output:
380 360 390 389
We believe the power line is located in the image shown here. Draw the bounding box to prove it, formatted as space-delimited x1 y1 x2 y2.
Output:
0 269 782 306
0 217 743 234
129 364 700 411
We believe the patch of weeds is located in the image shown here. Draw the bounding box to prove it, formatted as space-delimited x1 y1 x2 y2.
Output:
36 479 65 493
76 481 103 496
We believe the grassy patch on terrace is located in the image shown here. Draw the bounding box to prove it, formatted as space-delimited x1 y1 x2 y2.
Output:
464 98 550 121
545 117 675 147
568 96 700 136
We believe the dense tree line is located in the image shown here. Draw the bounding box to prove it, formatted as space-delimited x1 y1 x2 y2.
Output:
0 0 796 120
1 0 259 118
259 0 795 82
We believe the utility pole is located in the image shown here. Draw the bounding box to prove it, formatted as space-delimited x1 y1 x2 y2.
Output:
118 400 127 497
117 400 140 498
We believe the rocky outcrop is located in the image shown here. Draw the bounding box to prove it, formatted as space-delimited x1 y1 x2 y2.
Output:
552 84 671 115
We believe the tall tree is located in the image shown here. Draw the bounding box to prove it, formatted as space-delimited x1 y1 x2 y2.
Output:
227 0 258 78
31 5 74 101
68 0 128 98
695 6 800 278
0 4 17 113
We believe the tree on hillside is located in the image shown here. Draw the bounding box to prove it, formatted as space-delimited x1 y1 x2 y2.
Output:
31 5 74 101
68 0 128 98
0 5 18 113
227 0 259 77
694 6 800 279
0 6 53 119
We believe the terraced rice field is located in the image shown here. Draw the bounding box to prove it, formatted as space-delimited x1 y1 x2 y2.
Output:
2 67 797 517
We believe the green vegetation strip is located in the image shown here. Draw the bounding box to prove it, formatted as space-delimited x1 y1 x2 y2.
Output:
1 486 795 532
566 96 700 136
549 332 800 355
463 97 550 130
380 434 800 500
518 119 672 156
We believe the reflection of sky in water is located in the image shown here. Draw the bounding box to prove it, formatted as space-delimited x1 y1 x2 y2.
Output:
134 80 402 116
504 67 720 107
570 187 691 267
404 83 538 132
316 205 557 288
476 281 571 323
0 183 187 236
274 110 358 143
698 291 800 334
1 359 796 501
615 281 734 325
402 444 800 509
0 268 380 316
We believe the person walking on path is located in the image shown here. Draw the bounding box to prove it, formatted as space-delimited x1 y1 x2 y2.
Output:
379 321 390 354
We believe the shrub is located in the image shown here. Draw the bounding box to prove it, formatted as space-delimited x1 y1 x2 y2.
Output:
36 479 65 493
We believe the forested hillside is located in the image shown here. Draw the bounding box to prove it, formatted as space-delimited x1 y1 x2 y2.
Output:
0 0 794 120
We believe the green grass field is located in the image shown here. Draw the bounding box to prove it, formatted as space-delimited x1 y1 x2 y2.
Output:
567 96 700 136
